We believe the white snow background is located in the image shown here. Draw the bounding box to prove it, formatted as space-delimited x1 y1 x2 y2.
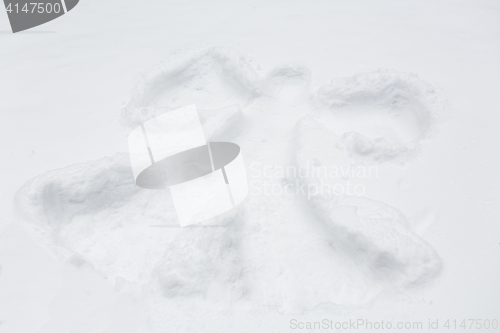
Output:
0 1 499 332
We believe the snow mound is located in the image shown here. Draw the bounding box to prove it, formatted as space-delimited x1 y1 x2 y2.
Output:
294 118 442 287
149 225 245 301
15 154 174 283
120 48 261 129
313 70 445 164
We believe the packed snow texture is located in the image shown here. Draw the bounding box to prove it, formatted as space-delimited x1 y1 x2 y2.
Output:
15 47 444 315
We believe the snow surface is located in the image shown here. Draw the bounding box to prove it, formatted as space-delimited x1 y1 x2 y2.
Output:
1 1 500 332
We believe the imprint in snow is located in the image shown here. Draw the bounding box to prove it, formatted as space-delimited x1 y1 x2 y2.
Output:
15 47 443 314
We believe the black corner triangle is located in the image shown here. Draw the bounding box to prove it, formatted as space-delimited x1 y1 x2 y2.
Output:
64 0 78 12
